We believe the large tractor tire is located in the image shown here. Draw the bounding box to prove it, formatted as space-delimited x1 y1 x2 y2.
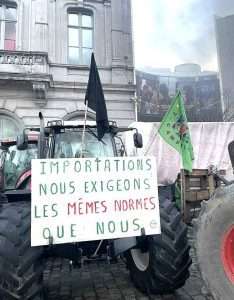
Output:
0 201 44 300
125 186 191 294
194 184 234 300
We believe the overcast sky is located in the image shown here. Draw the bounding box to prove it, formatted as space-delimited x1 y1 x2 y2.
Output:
132 0 234 72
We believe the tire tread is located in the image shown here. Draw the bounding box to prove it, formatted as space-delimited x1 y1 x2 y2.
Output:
0 202 44 300
126 185 191 294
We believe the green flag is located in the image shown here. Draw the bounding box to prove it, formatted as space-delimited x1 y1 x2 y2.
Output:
158 91 194 172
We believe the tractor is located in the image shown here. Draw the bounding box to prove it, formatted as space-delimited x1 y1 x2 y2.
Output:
0 113 191 299
194 141 234 300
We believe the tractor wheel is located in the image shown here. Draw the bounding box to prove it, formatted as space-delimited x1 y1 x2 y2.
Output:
194 184 234 300
0 202 45 300
125 186 191 294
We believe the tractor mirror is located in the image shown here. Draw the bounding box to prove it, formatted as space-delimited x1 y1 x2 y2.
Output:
133 132 143 148
17 133 28 150
228 141 234 170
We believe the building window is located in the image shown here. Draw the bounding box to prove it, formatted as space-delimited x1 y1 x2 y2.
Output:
0 3 17 50
68 10 93 65
0 114 20 139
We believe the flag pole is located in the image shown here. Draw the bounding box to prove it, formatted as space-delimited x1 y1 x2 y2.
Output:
180 168 185 219
134 96 139 122
144 127 158 155
81 103 88 157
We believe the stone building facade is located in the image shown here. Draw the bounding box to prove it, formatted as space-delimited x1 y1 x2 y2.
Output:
215 14 234 120
0 0 135 139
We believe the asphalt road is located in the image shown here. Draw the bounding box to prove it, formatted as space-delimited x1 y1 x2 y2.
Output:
44 226 214 300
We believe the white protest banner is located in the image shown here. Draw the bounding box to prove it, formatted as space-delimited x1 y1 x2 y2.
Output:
31 156 161 246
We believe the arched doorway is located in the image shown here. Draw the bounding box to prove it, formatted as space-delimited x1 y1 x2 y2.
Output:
63 110 96 121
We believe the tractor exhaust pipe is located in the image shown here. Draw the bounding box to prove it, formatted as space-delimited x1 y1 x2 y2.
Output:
38 112 45 159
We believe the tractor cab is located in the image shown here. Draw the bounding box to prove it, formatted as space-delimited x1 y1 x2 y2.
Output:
35 117 143 160
47 120 116 159
0 132 39 196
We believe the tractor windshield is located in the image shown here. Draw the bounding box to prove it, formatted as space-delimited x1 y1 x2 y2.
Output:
53 130 115 158
3 144 38 190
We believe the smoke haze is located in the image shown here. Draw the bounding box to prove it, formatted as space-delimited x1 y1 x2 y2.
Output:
132 0 234 71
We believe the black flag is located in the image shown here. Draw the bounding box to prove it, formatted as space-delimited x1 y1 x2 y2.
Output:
85 53 109 140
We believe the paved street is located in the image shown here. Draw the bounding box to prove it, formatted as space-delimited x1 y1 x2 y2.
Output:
44 226 214 300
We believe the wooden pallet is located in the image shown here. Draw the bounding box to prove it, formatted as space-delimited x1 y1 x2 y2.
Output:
178 169 225 224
